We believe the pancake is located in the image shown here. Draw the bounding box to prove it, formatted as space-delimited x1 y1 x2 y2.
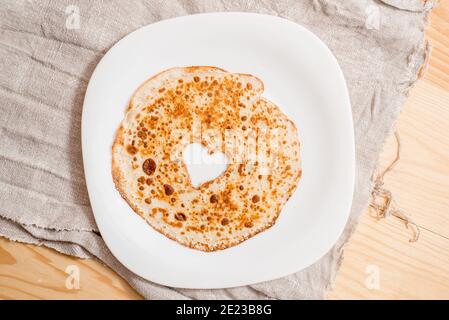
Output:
112 66 301 251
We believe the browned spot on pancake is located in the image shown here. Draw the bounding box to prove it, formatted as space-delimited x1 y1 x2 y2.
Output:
252 195 260 203
210 194 219 203
244 221 253 228
221 218 230 226
137 130 147 139
164 184 174 195
175 212 187 221
238 164 246 176
126 145 137 155
142 158 156 175
144 198 152 204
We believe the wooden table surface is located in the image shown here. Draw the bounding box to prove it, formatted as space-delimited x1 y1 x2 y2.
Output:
1 3 448 300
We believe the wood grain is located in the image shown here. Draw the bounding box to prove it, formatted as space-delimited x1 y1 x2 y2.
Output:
1 2 449 299
0 238 141 299
328 2 449 299
425 2 449 91
329 213 449 299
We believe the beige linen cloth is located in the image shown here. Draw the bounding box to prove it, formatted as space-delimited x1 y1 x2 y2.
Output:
0 0 434 299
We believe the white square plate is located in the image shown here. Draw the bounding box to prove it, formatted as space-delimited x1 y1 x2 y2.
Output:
82 12 354 288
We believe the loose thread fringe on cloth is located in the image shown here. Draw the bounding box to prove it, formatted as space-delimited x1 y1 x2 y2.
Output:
369 30 432 241
369 131 420 242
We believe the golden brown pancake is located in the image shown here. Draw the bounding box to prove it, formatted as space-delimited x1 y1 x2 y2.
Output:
112 66 301 251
